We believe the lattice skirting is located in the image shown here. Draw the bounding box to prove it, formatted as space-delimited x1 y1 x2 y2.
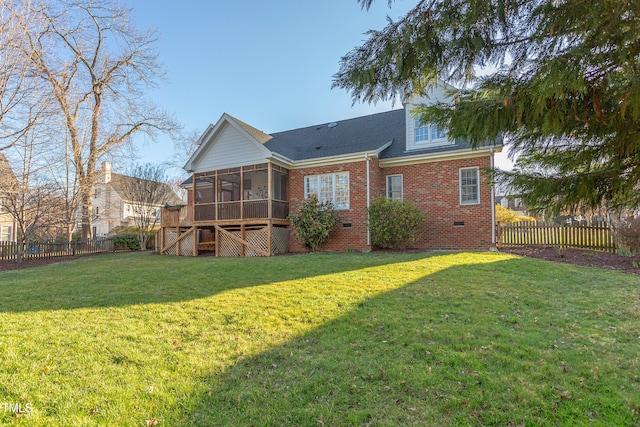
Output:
163 229 178 256
218 231 243 256
178 232 194 256
270 227 289 254
217 226 289 256
162 228 194 256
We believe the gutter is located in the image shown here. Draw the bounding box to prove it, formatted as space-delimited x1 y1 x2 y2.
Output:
490 147 496 247
366 153 371 247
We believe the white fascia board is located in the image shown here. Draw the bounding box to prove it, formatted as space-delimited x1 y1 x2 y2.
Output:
184 123 216 172
375 140 394 157
379 145 502 168
183 113 273 172
268 153 295 168
286 144 391 170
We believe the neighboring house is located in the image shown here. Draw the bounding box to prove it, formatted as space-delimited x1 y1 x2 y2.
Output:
0 154 18 242
159 84 503 256
92 162 184 236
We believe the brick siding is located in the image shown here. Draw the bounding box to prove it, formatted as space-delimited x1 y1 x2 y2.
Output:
288 155 493 252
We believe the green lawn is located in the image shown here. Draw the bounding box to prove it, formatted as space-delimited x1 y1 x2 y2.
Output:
0 251 638 426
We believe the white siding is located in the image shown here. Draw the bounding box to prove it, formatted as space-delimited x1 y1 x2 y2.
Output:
93 181 126 236
405 85 455 152
194 123 269 172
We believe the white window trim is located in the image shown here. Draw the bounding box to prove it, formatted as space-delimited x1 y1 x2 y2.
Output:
386 174 403 201
0 224 12 242
414 118 447 145
459 167 480 205
304 172 350 210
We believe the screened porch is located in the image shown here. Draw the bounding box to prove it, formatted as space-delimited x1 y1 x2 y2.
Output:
191 163 289 224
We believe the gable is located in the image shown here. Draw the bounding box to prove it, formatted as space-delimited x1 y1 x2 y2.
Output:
185 114 274 173
194 123 270 172
405 84 456 152
0 153 18 191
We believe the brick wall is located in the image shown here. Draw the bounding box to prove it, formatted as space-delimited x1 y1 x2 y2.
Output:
289 160 373 252
382 156 493 250
288 155 494 253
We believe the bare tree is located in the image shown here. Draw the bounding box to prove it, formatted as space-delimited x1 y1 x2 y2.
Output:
18 0 179 239
1 125 66 245
171 129 201 171
119 163 181 250
0 0 46 150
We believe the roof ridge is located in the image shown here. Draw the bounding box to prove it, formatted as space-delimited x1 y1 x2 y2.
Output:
270 108 405 136
226 114 273 144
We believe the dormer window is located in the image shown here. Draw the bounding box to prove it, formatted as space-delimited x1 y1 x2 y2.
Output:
414 118 446 144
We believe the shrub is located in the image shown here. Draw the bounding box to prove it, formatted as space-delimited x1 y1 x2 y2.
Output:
112 233 140 251
109 226 156 250
615 216 640 256
368 196 427 249
288 196 339 252
495 205 536 224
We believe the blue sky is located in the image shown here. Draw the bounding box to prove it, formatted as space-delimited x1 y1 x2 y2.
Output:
123 0 511 171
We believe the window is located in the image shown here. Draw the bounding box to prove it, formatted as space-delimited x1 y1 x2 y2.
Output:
304 172 349 209
459 167 480 205
386 175 403 200
415 118 446 144
0 225 12 242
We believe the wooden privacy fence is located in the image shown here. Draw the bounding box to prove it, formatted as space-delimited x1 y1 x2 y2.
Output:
496 221 616 252
0 238 114 263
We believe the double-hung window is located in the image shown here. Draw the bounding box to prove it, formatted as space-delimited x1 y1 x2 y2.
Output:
459 167 480 205
415 118 446 144
304 172 349 209
0 225 11 242
386 175 403 201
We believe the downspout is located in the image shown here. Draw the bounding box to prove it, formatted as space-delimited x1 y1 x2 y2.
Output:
366 153 371 247
490 148 496 247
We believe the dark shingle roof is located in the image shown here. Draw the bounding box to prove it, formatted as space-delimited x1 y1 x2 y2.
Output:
110 173 184 205
265 109 406 161
263 108 499 162
227 115 273 144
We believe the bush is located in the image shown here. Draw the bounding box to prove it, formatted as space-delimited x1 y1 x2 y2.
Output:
615 216 640 256
368 196 427 249
112 233 140 251
288 196 339 252
495 205 536 223
109 226 156 250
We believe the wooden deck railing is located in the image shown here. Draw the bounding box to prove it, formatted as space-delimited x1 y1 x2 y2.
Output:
162 205 193 227
496 221 615 252
176 200 289 225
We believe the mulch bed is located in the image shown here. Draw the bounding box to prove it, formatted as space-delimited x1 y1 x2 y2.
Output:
499 247 640 276
0 257 79 272
2 247 640 276
0 253 110 272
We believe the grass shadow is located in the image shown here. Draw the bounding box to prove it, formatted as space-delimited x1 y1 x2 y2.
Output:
1 252 638 425
0 251 442 313
181 257 640 426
